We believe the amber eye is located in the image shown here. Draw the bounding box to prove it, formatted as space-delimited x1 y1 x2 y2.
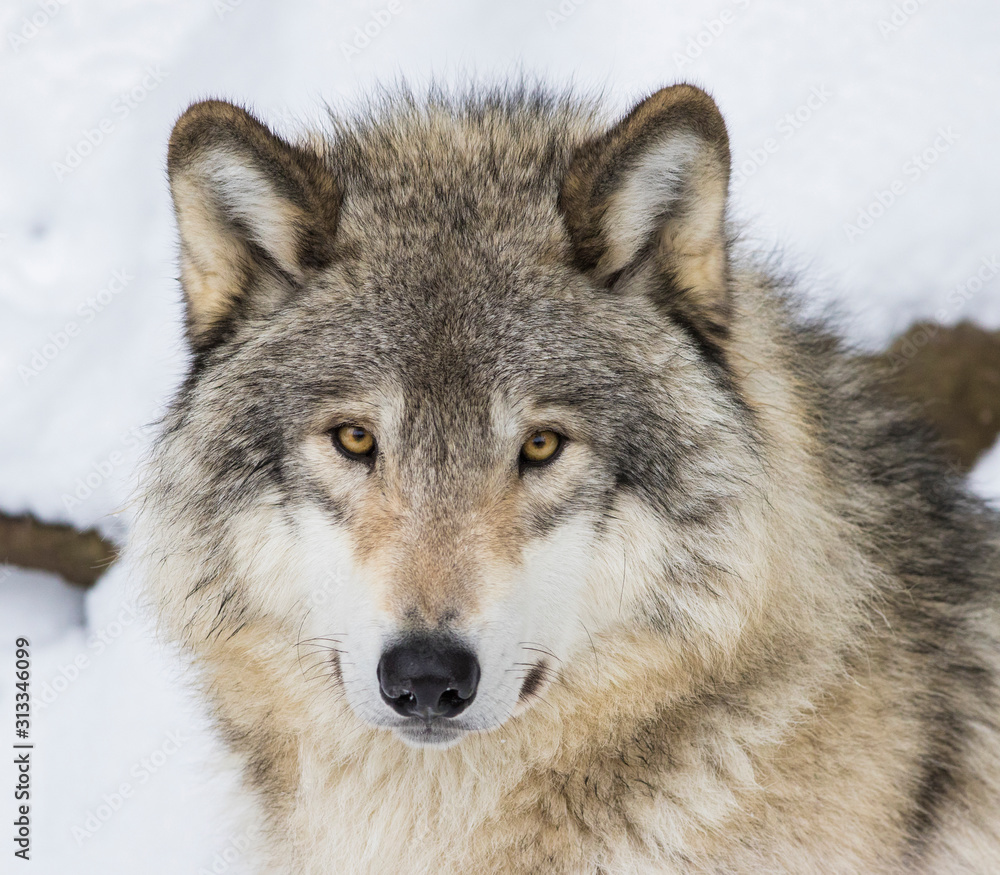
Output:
520 430 563 468
333 424 376 460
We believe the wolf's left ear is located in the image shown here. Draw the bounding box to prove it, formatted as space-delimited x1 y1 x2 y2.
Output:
559 84 731 344
167 100 340 347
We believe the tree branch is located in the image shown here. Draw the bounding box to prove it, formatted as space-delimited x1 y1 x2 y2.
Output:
0 512 117 588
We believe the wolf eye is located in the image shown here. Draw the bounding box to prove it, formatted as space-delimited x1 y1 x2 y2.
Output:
520 430 563 468
333 424 376 461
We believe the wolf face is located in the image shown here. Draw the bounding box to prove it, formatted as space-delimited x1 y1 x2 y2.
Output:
149 86 761 749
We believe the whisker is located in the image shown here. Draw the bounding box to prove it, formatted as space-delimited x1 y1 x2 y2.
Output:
518 643 561 663
296 642 348 655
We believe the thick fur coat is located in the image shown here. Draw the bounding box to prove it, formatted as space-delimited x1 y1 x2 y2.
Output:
132 84 1000 872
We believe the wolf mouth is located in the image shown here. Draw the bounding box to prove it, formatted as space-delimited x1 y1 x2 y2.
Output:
391 719 471 749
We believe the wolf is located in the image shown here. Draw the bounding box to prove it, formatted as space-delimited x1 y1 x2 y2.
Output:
133 83 1000 872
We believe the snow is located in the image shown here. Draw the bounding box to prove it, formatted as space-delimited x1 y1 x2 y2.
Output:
0 0 998 870
971 440 1000 510
2 560 248 872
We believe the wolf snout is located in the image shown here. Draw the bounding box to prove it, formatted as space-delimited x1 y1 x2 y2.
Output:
377 637 480 720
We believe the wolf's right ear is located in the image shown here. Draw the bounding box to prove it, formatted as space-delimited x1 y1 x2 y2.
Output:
167 100 340 348
559 85 731 349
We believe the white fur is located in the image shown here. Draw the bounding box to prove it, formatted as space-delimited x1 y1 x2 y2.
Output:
602 133 699 272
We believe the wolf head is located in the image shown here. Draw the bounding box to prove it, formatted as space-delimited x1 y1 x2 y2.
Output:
145 85 769 749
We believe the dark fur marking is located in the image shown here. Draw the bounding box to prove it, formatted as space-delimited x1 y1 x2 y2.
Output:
661 302 729 376
519 661 548 702
523 482 606 539
904 706 966 857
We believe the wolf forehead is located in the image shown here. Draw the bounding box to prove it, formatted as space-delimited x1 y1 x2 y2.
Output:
166 85 746 487
234 99 643 376
327 93 593 256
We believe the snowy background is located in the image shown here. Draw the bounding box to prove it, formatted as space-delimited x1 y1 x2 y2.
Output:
1 0 999 871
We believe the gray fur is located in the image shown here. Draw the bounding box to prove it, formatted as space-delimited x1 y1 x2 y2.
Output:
133 84 1000 873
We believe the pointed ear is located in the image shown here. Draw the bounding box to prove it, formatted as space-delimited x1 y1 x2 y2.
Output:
559 85 731 347
167 100 340 348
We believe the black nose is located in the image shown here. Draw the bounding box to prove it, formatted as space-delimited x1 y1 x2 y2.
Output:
377 638 480 720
